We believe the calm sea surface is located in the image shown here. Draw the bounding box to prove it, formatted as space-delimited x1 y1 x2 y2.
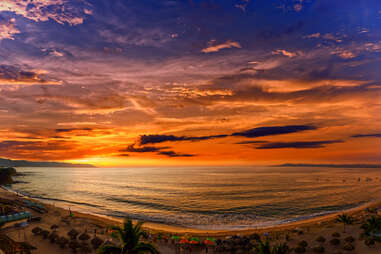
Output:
10 166 381 230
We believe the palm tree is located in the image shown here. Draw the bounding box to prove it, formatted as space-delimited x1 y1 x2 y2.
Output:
272 242 289 254
97 218 159 254
361 216 381 236
253 239 289 254
253 239 272 254
335 214 354 233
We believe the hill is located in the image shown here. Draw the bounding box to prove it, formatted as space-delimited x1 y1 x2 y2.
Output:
0 158 94 168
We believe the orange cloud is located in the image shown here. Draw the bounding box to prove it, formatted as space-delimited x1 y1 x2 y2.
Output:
0 18 19 40
0 0 90 26
201 40 242 53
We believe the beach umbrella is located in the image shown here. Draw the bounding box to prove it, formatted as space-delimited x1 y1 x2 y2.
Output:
50 224 59 231
90 236 103 250
204 239 214 245
69 239 80 251
48 232 59 243
80 242 92 253
67 229 79 239
79 232 90 241
31 226 42 235
57 236 69 249
40 230 50 239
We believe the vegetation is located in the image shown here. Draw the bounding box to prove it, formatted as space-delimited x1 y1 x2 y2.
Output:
315 236 326 243
294 246 306 253
253 240 290 254
361 216 381 236
364 238 375 247
329 238 340 245
298 240 308 248
344 236 355 243
335 214 355 233
0 167 16 185
312 245 324 253
342 243 355 251
97 218 159 254
271 242 290 254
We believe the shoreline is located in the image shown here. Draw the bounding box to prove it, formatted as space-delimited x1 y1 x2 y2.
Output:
3 186 381 237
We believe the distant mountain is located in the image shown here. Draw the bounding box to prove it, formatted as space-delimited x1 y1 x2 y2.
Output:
277 163 381 169
0 158 95 168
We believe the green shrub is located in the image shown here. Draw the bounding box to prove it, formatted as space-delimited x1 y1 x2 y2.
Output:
294 246 306 253
342 243 355 251
298 240 308 248
364 238 375 247
329 238 340 245
312 245 325 253
316 236 326 243
344 236 355 243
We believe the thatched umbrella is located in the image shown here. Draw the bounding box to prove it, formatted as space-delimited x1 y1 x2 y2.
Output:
57 236 69 249
48 232 59 243
69 239 80 253
90 236 103 250
31 226 42 235
17 242 37 253
68 229 79 240
40 230 50 239
79 242 92 253
50 224 59 231
103 239 113 246
344 235 355 243
78 232 90 241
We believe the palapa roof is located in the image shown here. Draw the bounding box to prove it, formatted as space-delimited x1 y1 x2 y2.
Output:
68 228 79 236
79 232 90 241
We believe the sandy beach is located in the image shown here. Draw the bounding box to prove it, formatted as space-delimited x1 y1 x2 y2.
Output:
0 187 380 253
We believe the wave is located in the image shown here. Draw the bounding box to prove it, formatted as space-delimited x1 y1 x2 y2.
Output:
12 189 104 209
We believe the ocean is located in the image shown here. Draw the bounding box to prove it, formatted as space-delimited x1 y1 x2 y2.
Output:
10 166 381 230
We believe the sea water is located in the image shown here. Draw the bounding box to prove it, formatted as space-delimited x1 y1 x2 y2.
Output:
10 166 381 230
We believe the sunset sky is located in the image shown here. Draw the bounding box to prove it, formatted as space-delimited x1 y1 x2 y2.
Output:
0 0 380 166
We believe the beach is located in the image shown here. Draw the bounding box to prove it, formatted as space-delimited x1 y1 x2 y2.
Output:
1 187 381 253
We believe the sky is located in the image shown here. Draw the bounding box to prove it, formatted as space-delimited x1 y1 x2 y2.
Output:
0 0 380 167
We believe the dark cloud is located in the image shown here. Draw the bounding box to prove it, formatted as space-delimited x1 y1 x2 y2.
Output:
235 140 268 144
256 140 343 149
0 64 56 84
120 144 168 153
232 125 317 138
117 153 130 157
158 151 195 157
0 140 73 151
140 125 317 145
351 133 381 138
139 134 228 145
55 128 93 133
120 144 194 158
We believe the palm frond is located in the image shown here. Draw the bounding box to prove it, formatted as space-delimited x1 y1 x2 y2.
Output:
96 245 122 254
134 242 160 254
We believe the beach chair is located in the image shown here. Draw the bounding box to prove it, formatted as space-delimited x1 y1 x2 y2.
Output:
13 213 21 220
25 211 31 218
0 216 6 223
